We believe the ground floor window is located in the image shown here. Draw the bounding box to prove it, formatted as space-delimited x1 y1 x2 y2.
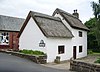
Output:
0 32 9 45
79 46 82 53
58 45 65 54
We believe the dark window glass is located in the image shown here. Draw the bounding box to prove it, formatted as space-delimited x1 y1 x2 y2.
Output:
79 46 82 53
79 31 82 37
58 45 65 54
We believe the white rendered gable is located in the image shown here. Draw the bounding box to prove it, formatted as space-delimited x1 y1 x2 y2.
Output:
19 17 47 53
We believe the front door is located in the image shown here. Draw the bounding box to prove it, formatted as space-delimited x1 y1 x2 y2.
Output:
73 46 76 59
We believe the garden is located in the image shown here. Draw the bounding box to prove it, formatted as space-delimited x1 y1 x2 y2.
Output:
19 49 46 55
87 49 100 64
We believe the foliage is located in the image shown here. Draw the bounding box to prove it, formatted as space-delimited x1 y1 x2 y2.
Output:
87 49 93 55
92 48 100 53
85 18 96 29
19 49 46 55
91 0 100 48
94 58 100 63
85 18 98 49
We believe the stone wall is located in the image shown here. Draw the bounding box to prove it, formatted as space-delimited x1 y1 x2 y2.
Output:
70 59 100 72
0 50 47 64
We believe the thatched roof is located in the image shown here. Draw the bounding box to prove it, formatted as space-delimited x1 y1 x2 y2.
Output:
0 15 25 32
53 8 89 31
19 11 73 38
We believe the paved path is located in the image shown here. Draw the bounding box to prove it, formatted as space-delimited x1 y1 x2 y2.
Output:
77 54 100 63
0 53 73 72
41 61 71 70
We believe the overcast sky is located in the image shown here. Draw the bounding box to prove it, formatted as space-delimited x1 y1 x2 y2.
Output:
0 0 98 23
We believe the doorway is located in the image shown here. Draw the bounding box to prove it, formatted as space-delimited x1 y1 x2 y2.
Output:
73 46 76 59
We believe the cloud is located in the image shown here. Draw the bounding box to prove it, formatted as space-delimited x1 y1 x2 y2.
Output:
0 0 98 22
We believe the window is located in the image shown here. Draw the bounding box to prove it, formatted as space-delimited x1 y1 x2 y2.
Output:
58 45 65 54
79 31 82 37
0 32 9 45
79 46 82 53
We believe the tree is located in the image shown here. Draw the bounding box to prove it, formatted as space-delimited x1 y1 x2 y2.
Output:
85 18 97 49
91 0 100 48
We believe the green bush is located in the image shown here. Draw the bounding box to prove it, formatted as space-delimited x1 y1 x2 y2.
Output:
92 48 100 53
87 49 93 54
94 58 100 63
19 49 46 55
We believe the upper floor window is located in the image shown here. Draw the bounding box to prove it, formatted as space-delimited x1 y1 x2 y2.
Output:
79 31 82 37
58 45 65 54
0 32 9 45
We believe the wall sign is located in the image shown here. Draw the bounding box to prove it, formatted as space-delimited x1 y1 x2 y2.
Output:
39 40 45 47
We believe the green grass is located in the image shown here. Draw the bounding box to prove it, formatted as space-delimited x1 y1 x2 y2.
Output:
87 49 100 55
19 49 46 55
87 49 93 54
94 58 100 63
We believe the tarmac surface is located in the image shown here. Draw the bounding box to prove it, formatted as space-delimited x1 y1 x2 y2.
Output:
0 52 74 72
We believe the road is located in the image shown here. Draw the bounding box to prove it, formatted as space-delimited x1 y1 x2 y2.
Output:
0 52 69 72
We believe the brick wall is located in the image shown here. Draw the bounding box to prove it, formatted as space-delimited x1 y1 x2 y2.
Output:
0 32 19 50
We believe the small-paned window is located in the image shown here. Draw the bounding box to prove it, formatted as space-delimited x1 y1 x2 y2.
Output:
79 31 82 37
0 32 9 45
58 45 65 54
79 46 82 53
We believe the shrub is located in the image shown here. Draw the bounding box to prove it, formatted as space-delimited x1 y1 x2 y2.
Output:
19 49 46 55
87 49 93 54
94 58 100 63
92 48 100 53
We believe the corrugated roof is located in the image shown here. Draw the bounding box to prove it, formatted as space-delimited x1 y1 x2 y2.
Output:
19 11 74 38
53 8 89 31
0 15 25 31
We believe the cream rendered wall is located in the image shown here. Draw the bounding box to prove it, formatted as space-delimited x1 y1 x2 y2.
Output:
54 13 87 59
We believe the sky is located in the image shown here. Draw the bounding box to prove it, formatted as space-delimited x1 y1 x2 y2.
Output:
0 0 98 23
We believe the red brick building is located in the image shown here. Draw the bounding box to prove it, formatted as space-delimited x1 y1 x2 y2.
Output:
0 15 24 50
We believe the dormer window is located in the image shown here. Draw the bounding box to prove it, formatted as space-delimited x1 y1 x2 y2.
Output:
0 32 9 45
79 31 82 37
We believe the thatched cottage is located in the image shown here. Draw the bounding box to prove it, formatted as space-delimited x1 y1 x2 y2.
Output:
18 8 89 62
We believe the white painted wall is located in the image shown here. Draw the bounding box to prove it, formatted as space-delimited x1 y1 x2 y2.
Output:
19 17 73 62
19 14 87 63
19 17 47 53
72 29 87 58
46 37 72 62
54 13 87 59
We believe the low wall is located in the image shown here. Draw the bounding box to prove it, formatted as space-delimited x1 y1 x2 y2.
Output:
70 59 100 72
0 50 47 64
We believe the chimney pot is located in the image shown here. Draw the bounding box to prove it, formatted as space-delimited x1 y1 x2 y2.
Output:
76 9 77 13
72 9 79 18
74 10 75 13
